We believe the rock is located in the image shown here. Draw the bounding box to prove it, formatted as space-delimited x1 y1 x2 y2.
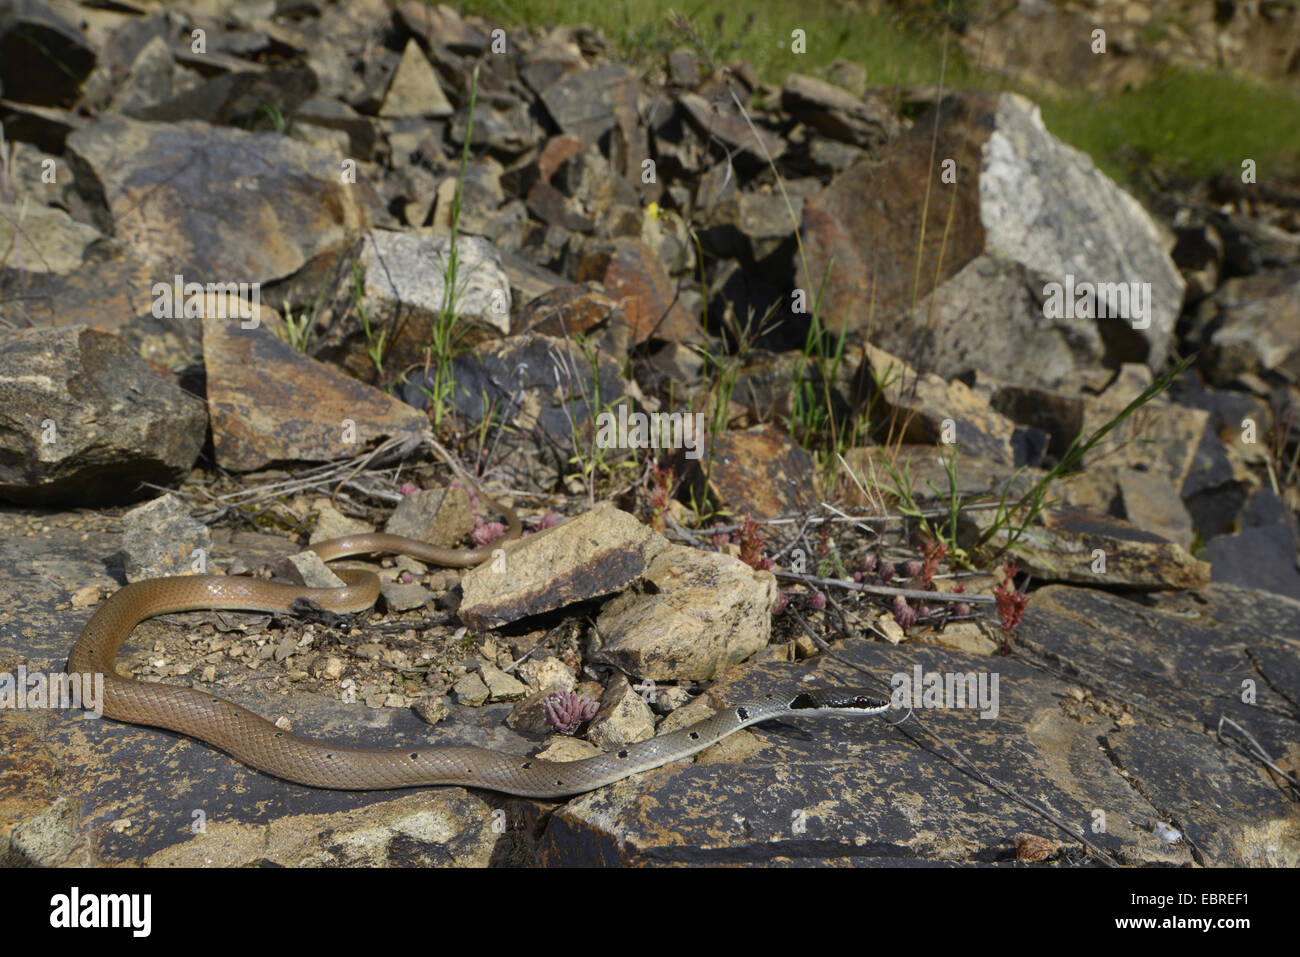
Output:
1115 470 1196 549
678 92 786 165
380 580 433 611
119 494 212 581
459 503 669 629
841 445 1043 510
0 198 106 275
510 284 630 356
780 74 899 149
587 675 656 750
67 114 367 284
308 500 373 544
1080 365 1209 493
449 90 542 157
1171 222 1223 303
453 671 490 706
384 486 476 547
124 66 319 126
396 333 628 492
0 0 96 108
525 180 595 233
858 344 1020 464
591 544 777 681
276 550 346 589
542 581 1300 864
801 93 1183 388
4 247 181 364
379 39 453 118
960 504 1211 590
515 655 577 694
601 239 702 344
202 312 428 472
539 63 637 148
0 326 206 506
988 383 1087 461
291 97 378 158
395 1 489 54
689 424 819 522
1204 488 1300 601
479 662 528 703
507 685 572 734
310 230 512 383
1200 271 1300 384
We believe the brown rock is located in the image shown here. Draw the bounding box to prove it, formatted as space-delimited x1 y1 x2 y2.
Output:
859 344 1018 464
960 504 1211 590
459 503 669 629
203 313 427 472
592 544 777 681
601 239 701 344
691 424 818 521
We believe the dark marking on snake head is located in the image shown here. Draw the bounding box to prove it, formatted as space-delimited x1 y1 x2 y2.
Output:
618 749 629 758
521 761 532 769
789 692 818 710
736 707 749 721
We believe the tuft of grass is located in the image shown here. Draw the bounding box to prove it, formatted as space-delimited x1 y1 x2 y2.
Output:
424 66 483 430
969 353 1198 565
352 259 387 382
560 332 639 503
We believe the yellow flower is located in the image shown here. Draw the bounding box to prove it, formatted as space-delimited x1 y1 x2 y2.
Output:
646 201 660 222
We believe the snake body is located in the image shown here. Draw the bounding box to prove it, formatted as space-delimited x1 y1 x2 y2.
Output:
68 504 889 798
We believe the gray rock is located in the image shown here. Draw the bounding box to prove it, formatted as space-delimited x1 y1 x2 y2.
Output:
123 66 318 126
311 229 512 382
539 63 636 148
781 74 899 149
67 114 367 284
0 327 206 506
678 92 786 164
479 662 528 702
380 580 434 612
1202 271 1300 384
396 333 628 492
276 550 346 589
453 670 490 706
122 494 213 581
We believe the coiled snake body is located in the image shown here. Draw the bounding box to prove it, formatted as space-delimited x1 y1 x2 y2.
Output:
68 505 889 798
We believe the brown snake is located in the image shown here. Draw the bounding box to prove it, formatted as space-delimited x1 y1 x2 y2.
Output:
67 472 890 799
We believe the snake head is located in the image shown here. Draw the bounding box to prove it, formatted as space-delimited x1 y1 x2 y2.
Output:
790 689 890 713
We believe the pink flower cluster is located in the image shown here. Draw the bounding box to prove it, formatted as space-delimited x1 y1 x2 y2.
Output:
541 690 599 735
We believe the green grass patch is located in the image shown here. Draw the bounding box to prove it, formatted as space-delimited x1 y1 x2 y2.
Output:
1039 63 1300 184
